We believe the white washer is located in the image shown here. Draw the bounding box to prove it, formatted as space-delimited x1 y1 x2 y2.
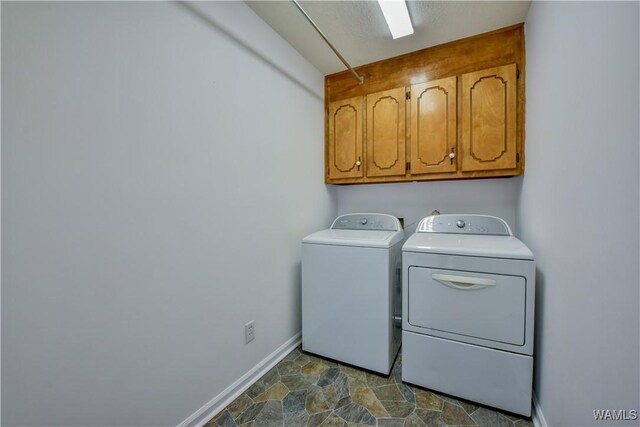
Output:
302 213 404 374
402 214 535 416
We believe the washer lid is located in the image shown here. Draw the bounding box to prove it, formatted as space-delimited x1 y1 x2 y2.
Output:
303 229 404 248
403 233 533 260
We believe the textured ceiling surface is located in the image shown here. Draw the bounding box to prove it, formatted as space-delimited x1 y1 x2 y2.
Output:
246 1 531 75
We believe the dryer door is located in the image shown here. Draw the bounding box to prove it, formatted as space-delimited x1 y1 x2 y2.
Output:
407 267 526 346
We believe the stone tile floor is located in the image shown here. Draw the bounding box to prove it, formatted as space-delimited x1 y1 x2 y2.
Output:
205 346 533 427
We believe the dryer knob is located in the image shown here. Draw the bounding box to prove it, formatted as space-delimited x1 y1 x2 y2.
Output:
456 220 466 228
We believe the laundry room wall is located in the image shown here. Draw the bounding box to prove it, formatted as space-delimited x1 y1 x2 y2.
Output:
518 2 639 426
336 178 519 235
1 2 335 426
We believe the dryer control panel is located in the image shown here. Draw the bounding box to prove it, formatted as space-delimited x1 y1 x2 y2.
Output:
331 213 401 231
417 214 511 236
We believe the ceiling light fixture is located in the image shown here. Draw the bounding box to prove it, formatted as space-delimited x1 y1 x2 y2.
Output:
377 0 414 39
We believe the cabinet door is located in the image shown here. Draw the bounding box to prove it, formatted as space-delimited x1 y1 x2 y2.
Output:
328 96 363 179
461 64 517 171
410 77 457 175
366 87 406 177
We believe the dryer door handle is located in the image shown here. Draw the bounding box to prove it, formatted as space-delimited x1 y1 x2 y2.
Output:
432 274 496 291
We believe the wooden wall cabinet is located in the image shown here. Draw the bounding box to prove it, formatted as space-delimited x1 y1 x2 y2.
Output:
461 64 517 172
366 87 406 178
324 24 525 185
410 77 457 175
327 96 363 180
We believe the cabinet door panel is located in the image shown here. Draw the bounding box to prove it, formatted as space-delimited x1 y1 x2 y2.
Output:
366 87 406 177
461 64 517 171
328 96 363 179
410 77 457 175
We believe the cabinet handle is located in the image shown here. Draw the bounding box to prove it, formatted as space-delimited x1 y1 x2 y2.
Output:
449 148 455 164
356 156 361 171
432 273 496 291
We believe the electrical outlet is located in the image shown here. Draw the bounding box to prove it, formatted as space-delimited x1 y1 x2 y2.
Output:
245 320 255 344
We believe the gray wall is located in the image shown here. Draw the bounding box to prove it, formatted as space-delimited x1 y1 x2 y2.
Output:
519 2 639 426
336 178 519 234
1 2 335 426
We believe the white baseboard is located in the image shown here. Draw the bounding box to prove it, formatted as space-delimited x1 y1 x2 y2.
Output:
532 392 548 427
177 332 302 427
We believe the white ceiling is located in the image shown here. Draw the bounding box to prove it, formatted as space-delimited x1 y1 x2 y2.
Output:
246 1 531 75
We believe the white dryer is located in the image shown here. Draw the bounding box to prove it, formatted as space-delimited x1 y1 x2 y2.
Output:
302 213 404 374
402 214 535 416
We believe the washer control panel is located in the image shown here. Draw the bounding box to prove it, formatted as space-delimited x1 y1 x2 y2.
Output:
332 213 401 231
417 214 511 236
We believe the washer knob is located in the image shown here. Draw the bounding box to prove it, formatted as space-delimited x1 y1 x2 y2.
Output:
456 219 466 228
361 218 368 225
